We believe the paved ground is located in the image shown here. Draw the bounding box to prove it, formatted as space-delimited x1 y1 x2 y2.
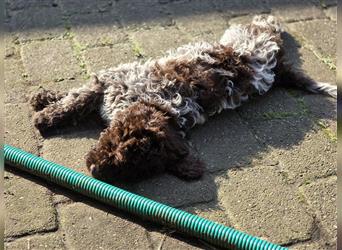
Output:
4 0 337 249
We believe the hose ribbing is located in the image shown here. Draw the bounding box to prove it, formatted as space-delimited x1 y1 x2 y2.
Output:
4 144 287 250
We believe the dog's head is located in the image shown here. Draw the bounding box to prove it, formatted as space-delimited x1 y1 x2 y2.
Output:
86 101 190 183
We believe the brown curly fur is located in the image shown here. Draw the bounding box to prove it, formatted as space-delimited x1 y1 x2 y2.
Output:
151 46 253 127
30 15 335 183
85 101 204 182
30 89 67 112
32 78 104 135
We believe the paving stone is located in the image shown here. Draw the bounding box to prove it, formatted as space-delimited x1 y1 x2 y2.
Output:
166 0 217 29
5 103 39 154
276 30 335 82
6 6 64 41
184 202 231 227
129 174 216 207
268 0 325 22
116 0 173 28
83 44 136 73
59 0 115 15
300 177 337 245
324 6 337 21
4 56 30 104
228 14 261 26
311 0 337 7
166 1 228 43
189 111 262 172
287 20 336 64
239 93 315 149
70 12 128 47
4 171 57 238
29 77 89 96
302 94 336 122
255 130 336 185
289 241 327 250
41 129 102 175
5 233 66 250
38 128 96 205
218 166 314 245
129 26 193 58
148 231 202 250
21 40 82 84
59 202 150 250
5 0 58 11
213 0 269 16
298 48 335 83
237 88 302 121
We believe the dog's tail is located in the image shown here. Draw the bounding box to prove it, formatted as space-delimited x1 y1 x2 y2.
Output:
275 66 337 98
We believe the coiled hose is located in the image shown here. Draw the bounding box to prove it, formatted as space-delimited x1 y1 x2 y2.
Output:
4 144 287 250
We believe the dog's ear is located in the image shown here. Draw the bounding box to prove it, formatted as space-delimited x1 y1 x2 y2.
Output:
166 153 205 180
161 126 205 180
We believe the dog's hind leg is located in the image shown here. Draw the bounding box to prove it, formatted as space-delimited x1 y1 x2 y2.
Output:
32 76 104 135
30 88 67 112
274 63 337 98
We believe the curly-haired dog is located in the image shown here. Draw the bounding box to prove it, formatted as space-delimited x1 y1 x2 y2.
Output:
30 15 336 183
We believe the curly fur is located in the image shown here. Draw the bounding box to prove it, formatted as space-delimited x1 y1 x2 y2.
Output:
30 15 336 183
85 101 204 182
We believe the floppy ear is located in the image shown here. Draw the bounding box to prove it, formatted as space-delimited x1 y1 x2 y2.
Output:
162 129 205 180
166 153 205 180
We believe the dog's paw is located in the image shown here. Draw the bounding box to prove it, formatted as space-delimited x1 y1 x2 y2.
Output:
30 88 66 112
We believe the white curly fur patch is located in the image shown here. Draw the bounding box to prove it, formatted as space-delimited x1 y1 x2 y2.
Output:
95 15 283 129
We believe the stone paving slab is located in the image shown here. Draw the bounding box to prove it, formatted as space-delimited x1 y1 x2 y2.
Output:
255 130 336 185
5 0 58 11
190 111 262 172
237 89 302 121
71 14 128 48
268 0 325 22
280 29 336 82
21 39 82 84
314 0 337 7
324 6 337 21
169 8 228 43
184 202 231 227
6 6 64 42
115 0 172 29
217 166 314 245
128 26 193 58
148 231 202 250
213 0 269 17
58 0 115 15
41 129 102 204
5 233 66 250
41 129 102 175
299 176 337 246
129 174 216 208
287 19 336 65
5 103 39 154
289 241 327 250
59 202 151 250
166 0 224 41
4 56 29 104
83 43 136 73
4 171 57 239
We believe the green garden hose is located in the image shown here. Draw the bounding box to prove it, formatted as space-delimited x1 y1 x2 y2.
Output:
4 144 287 250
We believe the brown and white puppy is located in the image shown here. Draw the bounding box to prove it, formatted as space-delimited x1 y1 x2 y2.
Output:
30 15 336 183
